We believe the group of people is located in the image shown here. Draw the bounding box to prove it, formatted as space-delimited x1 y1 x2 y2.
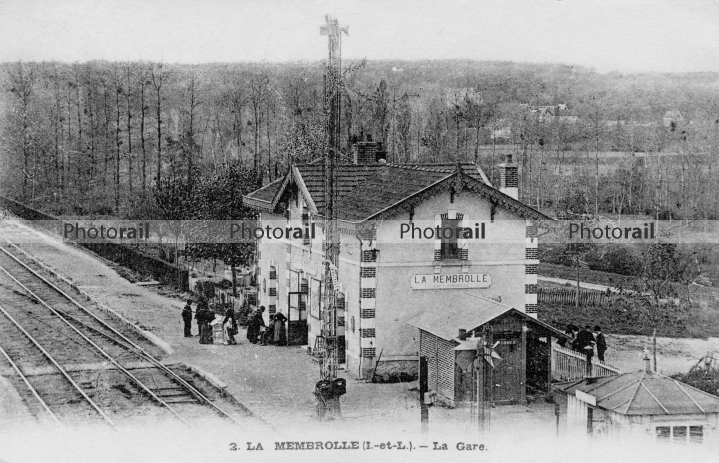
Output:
181 298 238 345
558 324 608 362
182 302 287 347
245 305 287 346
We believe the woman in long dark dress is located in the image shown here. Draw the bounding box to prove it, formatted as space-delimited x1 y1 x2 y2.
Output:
273 312 287 346
198 300 214 344
260 315 276 345
246 306 266 344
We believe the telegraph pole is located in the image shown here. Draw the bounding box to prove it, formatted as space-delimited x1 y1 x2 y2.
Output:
419 356 429 436
315 14 348 420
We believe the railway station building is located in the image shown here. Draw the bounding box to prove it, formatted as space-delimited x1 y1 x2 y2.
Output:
243 153 551 380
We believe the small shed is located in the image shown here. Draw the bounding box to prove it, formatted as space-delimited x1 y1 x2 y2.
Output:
555 356 719 444
406 293 566 406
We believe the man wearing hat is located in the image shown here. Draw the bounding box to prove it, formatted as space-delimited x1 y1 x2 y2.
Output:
182 299 194 337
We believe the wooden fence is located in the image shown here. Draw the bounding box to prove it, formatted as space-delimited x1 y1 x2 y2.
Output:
552 344 622 381
0 195 189 291
539 287 623 306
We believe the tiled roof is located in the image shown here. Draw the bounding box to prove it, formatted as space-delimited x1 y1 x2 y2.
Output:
557 370 719 416
248 178 284 203
406 292 566 341
243 162 550 222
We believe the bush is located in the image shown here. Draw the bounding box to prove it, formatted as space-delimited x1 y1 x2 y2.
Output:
672 370 719 397
595 246 640 276
193 279 216 301
236 300 253 326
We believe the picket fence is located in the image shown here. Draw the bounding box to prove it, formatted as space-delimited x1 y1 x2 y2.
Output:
552 344 622 381
539 287 623 306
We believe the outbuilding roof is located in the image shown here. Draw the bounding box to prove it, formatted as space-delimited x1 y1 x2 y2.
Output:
405 292 566 341
557 370 719 416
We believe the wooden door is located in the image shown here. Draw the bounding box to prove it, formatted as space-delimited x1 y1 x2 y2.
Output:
491 336 525 403
454 351 476 402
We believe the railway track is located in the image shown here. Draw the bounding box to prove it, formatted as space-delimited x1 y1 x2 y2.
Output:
0 243 246 429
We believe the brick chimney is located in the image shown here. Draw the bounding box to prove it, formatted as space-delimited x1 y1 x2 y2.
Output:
499 154 518 200
352 133 388 164
643 348 652 372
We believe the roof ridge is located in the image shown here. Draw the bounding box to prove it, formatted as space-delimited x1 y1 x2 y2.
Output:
658 371 719 402
462 291 514 309
673 379 706 414
622 375 645 415
608 397 634 412
640 382 670 415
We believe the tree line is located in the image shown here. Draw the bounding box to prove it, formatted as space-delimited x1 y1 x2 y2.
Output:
1 59 718 220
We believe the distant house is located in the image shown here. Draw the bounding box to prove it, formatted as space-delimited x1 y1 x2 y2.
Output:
445 88 482 108
530 105 579 124
604 119 628 127
663 110 685 130
555 352 719 444
546 106 579 124
490 126 512 141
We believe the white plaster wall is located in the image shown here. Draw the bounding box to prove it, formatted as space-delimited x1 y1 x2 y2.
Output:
374 190 528 356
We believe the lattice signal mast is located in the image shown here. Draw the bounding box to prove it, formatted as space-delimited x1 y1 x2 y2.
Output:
319 15 347 381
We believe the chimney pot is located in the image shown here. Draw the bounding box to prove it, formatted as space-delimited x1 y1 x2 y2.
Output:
458 329 467 340
643 348 651 372
499 153 519 200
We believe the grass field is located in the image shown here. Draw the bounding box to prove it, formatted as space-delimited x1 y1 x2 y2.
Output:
538 262 719 338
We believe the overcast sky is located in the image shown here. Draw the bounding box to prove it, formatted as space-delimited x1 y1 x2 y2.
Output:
1 0 718 73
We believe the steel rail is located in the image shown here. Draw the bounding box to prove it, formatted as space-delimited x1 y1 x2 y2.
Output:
0 244 246 427
0 302 116 428
0 342 62 426
0 263 193 428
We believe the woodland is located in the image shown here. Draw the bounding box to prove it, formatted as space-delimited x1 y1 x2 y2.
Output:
1 59 719 222
2 58 719 347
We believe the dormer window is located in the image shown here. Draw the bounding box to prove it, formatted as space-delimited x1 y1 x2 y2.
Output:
440 215 461 259
435 212 468 262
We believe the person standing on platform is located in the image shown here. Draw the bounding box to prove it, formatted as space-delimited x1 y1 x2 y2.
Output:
273 312 287 346
194 300 203 337
246 306 266 344
198 299 214 344
260 315 277 345
558 323 575 348
576 325 595 361
182 300 193 337
594 326 607 362
223 306 238 345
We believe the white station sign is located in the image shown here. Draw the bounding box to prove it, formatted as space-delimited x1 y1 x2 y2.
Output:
293 256 318 275
411 273 491 290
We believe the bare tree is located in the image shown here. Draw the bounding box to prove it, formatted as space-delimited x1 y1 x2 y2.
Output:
7 61 37 198
124 61 135 193
247 70 269 173
632 244 701 371
181 69 204 180
111 64 123 211
150 62 172 189
137 63 151 192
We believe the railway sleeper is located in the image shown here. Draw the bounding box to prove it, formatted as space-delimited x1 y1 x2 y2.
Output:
161 396 200 404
